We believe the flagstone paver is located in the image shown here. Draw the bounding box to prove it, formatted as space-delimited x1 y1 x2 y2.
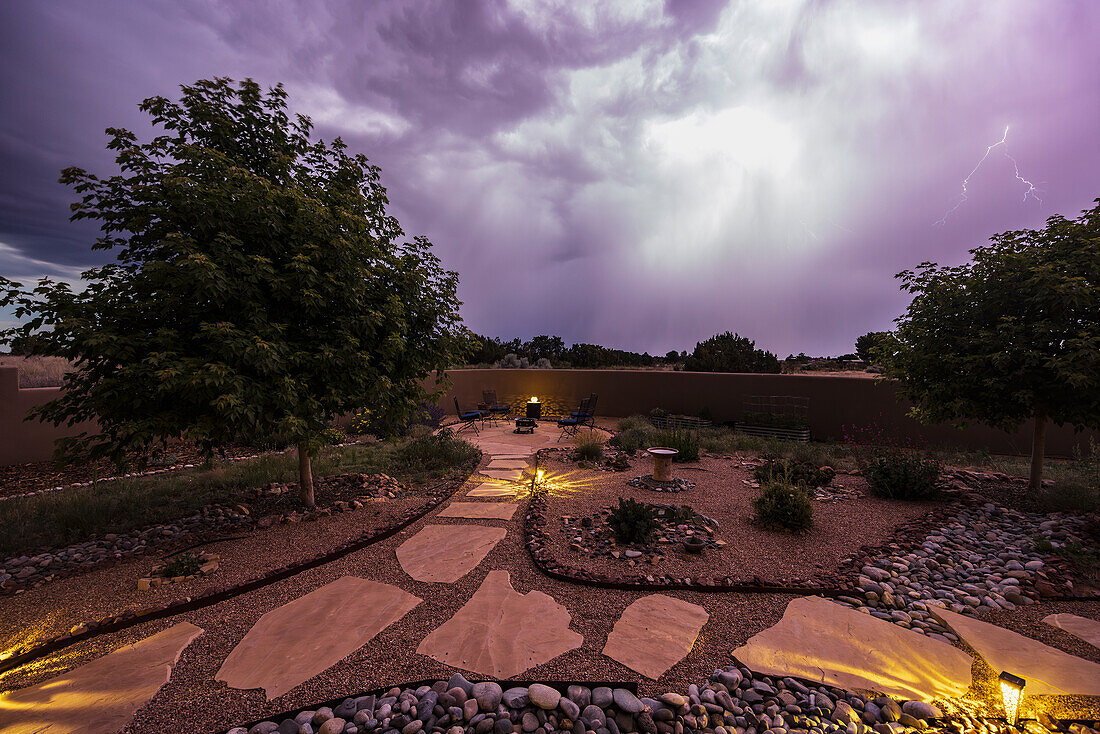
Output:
733 597 973 700
396 524 507 583
417 569 582 678
216 577 419 699
0 622 202 734
930 606 1100 695
436 501 520 520
467 483 522 498
602 594 709 679
481 469 525 482
486 460 529 470
1043 612 1100 649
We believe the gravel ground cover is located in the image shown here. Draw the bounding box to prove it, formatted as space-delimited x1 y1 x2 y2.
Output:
537 455 935 584
0 495 423 651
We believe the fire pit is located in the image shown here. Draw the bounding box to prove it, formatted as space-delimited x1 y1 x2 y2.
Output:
515 417 537 434
525 397 542 420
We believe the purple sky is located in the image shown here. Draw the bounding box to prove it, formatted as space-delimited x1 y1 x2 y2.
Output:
2 1 1098 357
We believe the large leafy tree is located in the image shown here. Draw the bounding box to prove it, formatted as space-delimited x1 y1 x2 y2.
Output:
683 332 781 373
855 331 891 362
886 200 1100 489
0 78 471 506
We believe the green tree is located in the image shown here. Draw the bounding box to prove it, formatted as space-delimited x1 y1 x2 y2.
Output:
683 332 781 373
855 331 891 362
0 78 471 506
886 201 1100 489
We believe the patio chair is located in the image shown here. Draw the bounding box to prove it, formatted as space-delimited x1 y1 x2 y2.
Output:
454 397 481 435
481 390 510 425
557 396 592 441
571 393 598 428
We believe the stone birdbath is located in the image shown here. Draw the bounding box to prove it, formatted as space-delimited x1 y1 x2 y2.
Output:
646 447 679 482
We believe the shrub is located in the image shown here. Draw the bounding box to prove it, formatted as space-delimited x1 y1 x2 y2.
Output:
661 504 706 526
754 458 834 488
321 427 348 445
609 425 653 455
753 482 814 533
159 552 202 578
653 424 699 462
393 429 482 477
607 497 660 544
574 431 605 461
863 451 942 500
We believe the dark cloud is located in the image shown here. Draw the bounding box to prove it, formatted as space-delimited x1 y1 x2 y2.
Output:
2 0 1098 355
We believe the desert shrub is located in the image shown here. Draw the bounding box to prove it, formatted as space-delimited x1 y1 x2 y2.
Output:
753 482 814 533
407 424 434 440
653 424 700 463
535 357 552 369
1034 483 1100 514
649 407 668 419
574 431 605 461
321 427 348 445
617 415 653 433
607 497 660 544
660 504 707 526
863 451 942 500
754 458 835 488
159 553 202 578
393 429 482 477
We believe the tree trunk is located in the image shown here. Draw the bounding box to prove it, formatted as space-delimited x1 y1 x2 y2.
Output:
1029 410 1047 491
298 442 315 507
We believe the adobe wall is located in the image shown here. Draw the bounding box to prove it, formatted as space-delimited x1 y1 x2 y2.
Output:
0 367 100 466
436 368 1095 457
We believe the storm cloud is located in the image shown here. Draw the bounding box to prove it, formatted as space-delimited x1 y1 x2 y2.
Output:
2 1 1098 354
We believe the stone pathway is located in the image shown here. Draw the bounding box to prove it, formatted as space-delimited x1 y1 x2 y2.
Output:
602 594 709 680
416 569 583 678
436 502 520 520
930 606 1100 696
732 596 973 700
216 576 420 699
1043 612 1100 649
0 622 202 734
397 525 508 583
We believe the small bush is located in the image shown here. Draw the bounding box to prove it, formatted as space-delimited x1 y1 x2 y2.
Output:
754 458 835 488
661 504 706 526
607 497 660 544
321 427 348 445
610 427 653 455
863 451 942 500
617 414 652 433
159 553 202 578
653 424 700 462
1034 483 1100 514
753 482 814 533
393 430 482 477
574 431 605 461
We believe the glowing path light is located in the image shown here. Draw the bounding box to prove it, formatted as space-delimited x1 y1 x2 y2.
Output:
935 125 1042 225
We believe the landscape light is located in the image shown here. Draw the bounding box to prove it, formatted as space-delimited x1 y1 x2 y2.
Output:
998 670 1026 724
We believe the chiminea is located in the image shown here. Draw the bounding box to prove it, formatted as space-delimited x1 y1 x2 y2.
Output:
525 398 542 420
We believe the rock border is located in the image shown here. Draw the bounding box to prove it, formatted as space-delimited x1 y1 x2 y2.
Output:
0 478 464 678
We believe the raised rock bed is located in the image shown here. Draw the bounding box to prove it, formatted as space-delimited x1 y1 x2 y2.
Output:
560 504 723 566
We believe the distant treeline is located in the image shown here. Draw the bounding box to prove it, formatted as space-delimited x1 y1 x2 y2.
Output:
468 331 801 373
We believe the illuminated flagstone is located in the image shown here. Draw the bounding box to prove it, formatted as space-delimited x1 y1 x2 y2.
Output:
487 460 529 470
216 577 419 699
602 594 709 679
1043 613 1100 649
436 501 519 520
481 469 525 482
733 597 972 700
417 569 582 678
930 607 1100 695
397 524 507 583
467 482 521 498
0 622 202 734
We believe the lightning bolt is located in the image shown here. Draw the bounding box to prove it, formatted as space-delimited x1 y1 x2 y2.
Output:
935 125 1042 226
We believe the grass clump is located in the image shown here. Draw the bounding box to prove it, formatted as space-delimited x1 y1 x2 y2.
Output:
753 482 814 533
0 431 480 556
574 431 605 462
653 423 700 463
863 451 942 500
753 458 835 488
607 497 660 544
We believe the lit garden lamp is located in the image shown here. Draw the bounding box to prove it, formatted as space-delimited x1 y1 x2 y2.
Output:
998 670 1026 725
